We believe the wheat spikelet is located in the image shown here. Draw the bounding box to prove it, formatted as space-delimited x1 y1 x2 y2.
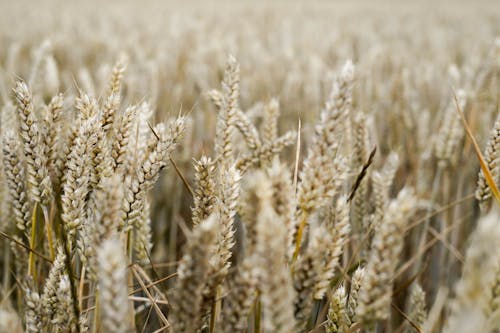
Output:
101 93 121 134
221 258 258 333
209 88 261 151
313 197 351 300
297 60 353 213
122 116 186 229
267 161 296 258
80 175 124 278
97 175 125 234
327 286 350 333
75 92 99 121
123 131 142 177
171 214 219 332
434 89 467 168
215 55 239 165
487 261 500 329
51 275 78 333
214 164 240 274
97 236 130 333
24 286 42 333
77 97 112 192
293 221 328 326
253 171 296 332
40 246 66 327
371 152 399 229
59 93 85 152
102 57 127 134
262 98 280 146
476 113 500 210
42 93 64 186
200 165 241 316
60 92 98 184
13 80 52 204
107 55 128 97
127 101 155 166
351 112 369 231
405 283 427 333
84 123 109 191
134 199 153 263
143 117 186 187
112 105 137 172
444 207 500 333
294 155 347 254
234 108 261 151
357 188 416 327
61 116 94 242
347 266 365 323
239 177 261 256
192 156 217 226
207 89 224 110
2 131 31 238
236 130 296 172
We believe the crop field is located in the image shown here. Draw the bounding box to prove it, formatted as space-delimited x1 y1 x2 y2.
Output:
0 0 499 332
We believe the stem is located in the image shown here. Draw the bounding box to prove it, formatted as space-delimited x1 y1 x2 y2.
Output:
292 212 308 262
415 166 443 301
126 229 133 261
28 202 38 280
209 288 221 333
414 166 443 276
309 299 322 329
127 257 137 329
439 170 452 286
93 288 99 333
79 266 86 313
448 171 465 285
42 204 55 260
2 240 10 293
60 221 81 333
254 297 261 333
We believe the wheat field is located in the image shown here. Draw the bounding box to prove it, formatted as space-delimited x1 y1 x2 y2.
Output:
0 1 499 332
